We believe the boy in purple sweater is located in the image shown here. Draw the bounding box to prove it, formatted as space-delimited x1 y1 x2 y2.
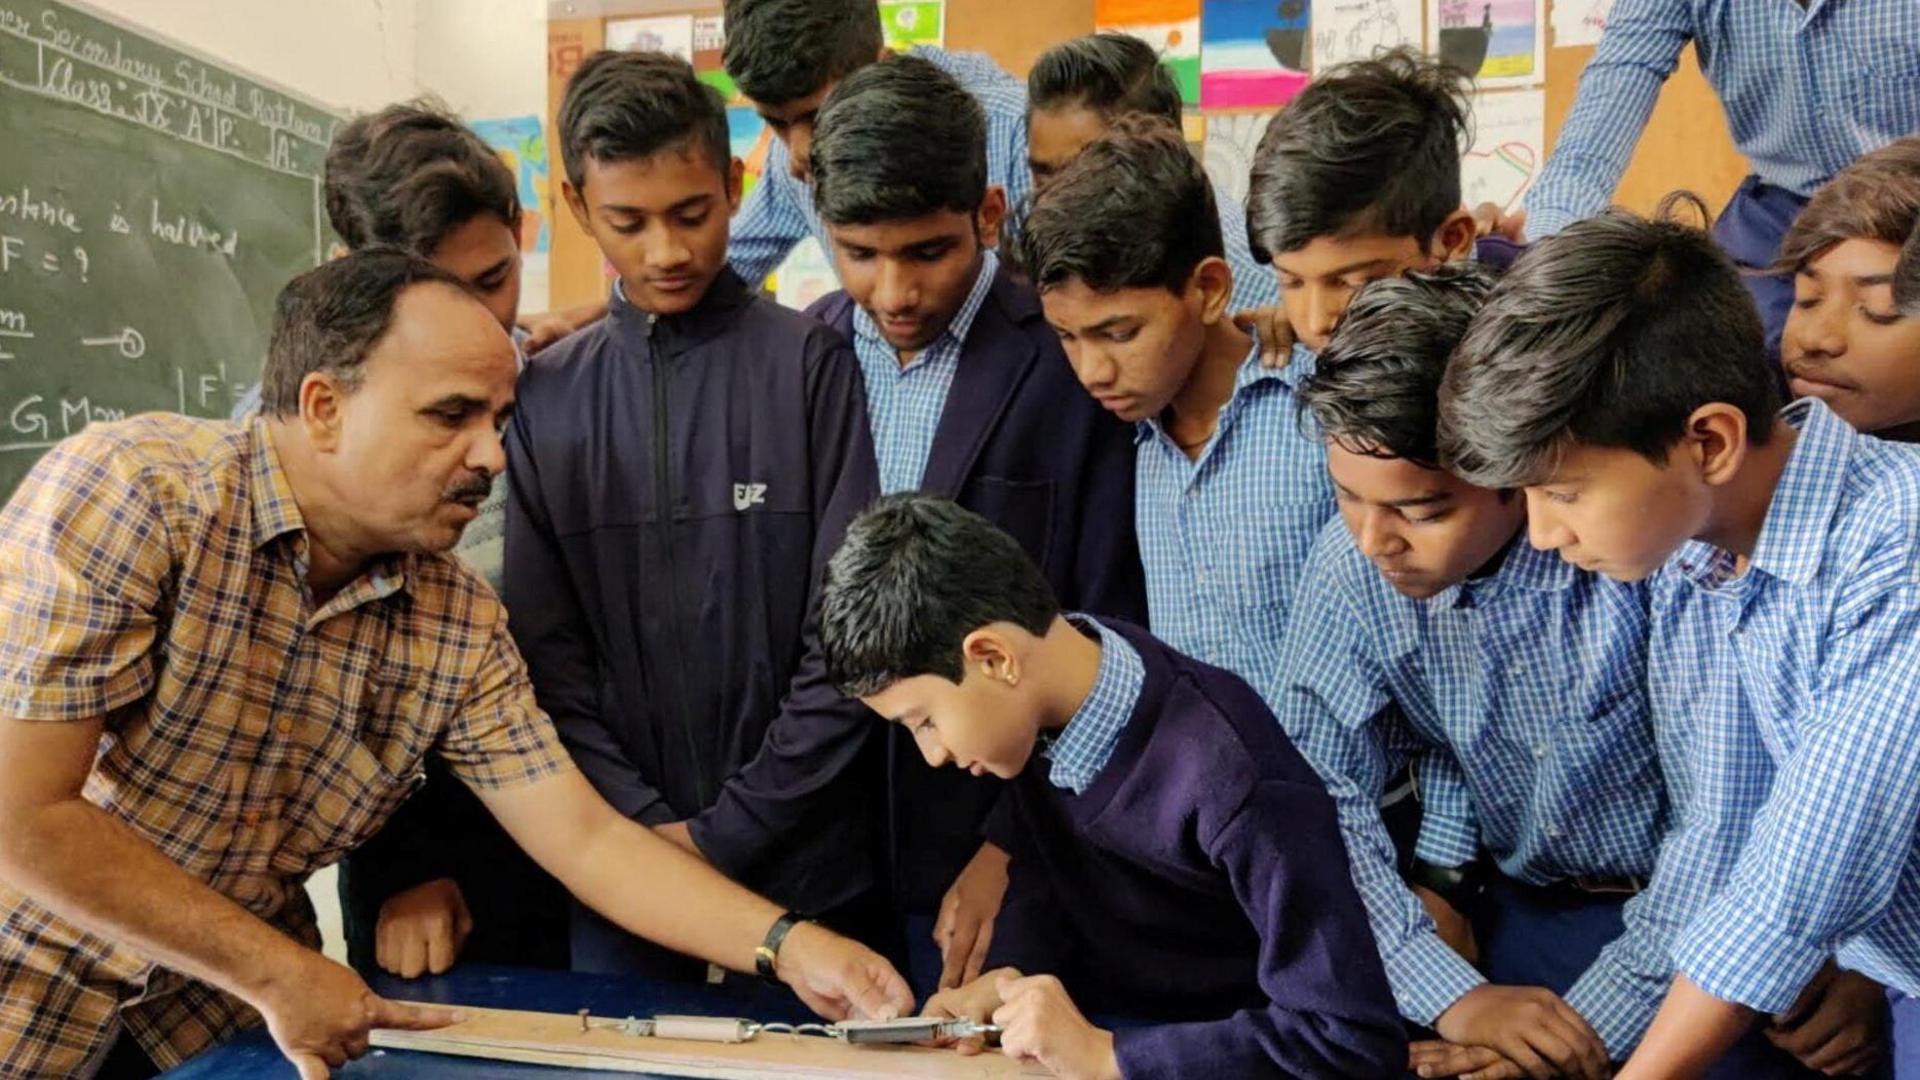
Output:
816 494 1405 1079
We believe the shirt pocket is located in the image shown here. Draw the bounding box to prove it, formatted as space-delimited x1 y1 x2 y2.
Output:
1225 497 1338 619
962 476 1056 572
1839 17 1920 137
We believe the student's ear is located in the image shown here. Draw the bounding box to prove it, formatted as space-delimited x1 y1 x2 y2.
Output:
1431 208 1478 263
725 156 746 215
960 626 1022 689
977 186 1009 250
297 371 347 453
1188 256 1235 325
561 179 592 233
1683 403 1753 488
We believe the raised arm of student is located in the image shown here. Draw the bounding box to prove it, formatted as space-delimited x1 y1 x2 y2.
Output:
1522 0 1694 239
724 138 808 287
502 412 676 826
1622 578 1920 1080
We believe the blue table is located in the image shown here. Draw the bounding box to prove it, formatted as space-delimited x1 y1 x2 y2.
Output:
160 965 822 1079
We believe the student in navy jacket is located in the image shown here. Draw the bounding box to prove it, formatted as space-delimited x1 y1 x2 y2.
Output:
505 52 888 978
815 494 1405 1080
685 54 1146 992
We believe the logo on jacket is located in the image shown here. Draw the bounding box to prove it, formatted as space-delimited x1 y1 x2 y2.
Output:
732 482 768 511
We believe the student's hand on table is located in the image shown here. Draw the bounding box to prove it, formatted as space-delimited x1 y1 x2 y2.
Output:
1766 963 1887 1076
992 973 1121 1080
374 877 472 979
254 949 463 1079
1471 203 1529 243
653 820 699 856
1434 984 1611 1080
1410 1038 1528 1080
922 966 1020 1054
1231 306 1297 368
1413 883 1480 966
935 842 1011 990
774 919 914 1023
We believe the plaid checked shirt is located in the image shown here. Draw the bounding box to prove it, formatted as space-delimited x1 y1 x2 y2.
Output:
727 46 1031 287
1277 521 1683 1053
1043 616 1146 795
1527 0 1920 238
853 250 1000 495
0 415 568 1074
1215 178 1282 316
1666 400 1920 1011
1134 340 1334 710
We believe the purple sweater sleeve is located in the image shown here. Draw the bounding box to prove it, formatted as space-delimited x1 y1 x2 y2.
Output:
1112 779 1406 1080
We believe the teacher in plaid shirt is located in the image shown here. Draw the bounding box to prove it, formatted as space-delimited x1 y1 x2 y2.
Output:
0 249 910 1080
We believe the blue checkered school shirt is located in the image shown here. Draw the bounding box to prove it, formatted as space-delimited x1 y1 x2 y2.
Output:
1526 0 1920 238
727 47 1032 286
853 250 999 495
1043 615 1146 794
1214 178 1280 315
1662 399 1920 1011
1277 520 1683 1053
1134 339 1334 709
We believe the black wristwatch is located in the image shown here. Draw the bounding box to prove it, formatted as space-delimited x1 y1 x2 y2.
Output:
755 910 808 983
1409 857 1486 910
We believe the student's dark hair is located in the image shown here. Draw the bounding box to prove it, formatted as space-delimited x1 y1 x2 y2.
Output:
260 248 475 419
1300 262 1499 469
1245 47 1470 261
1900 218 1920 316
557 50 730 191
811 54 986 226
324 99 520 255
1016 114 1222 294
1775 136 1920 277
821 494 1059 698
721 0 882 107
1028 33 1183 131
1437 196 1781 489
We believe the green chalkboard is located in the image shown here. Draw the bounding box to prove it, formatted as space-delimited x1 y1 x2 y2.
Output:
0 0 341 500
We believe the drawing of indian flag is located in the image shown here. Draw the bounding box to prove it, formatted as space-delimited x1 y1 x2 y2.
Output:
1096 1 1202 104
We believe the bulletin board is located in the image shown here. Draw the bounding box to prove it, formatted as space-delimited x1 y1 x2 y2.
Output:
540 0 1750 312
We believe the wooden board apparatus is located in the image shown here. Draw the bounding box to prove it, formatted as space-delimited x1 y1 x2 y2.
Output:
370 1004 1052 1079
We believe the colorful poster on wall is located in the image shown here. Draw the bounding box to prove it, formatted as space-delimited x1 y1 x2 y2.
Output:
1094 0 1202 106
605 14 695 62
1549 0 1612 47
1200 0 1311 109
693 14 736 100
1312 0 1421 73
775 238 840 312
1428 0 1544 88
1461 88 1545 214
728 106 771 200
879 1 946 49
470 115 553 312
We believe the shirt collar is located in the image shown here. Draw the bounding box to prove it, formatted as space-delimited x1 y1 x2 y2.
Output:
852 250 1000 364
249 418 307 550
1044 615 1146 795
1748 398 1854 588
1136 335 1292 446
1444 531 1578 608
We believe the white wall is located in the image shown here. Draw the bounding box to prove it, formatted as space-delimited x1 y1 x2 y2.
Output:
83 0 548 122
84 0 421 113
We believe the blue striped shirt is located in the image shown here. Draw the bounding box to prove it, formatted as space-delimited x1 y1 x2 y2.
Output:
1134 340 1334 708
727 47 1032 286
1665 399 1920 1011
853 250 999 495
1526 0 1920 238
1044 615 1146 794
1277 520 1682 1053
1215 177 1282 315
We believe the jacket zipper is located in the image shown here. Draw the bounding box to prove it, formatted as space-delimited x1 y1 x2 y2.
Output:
649 313 713 809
